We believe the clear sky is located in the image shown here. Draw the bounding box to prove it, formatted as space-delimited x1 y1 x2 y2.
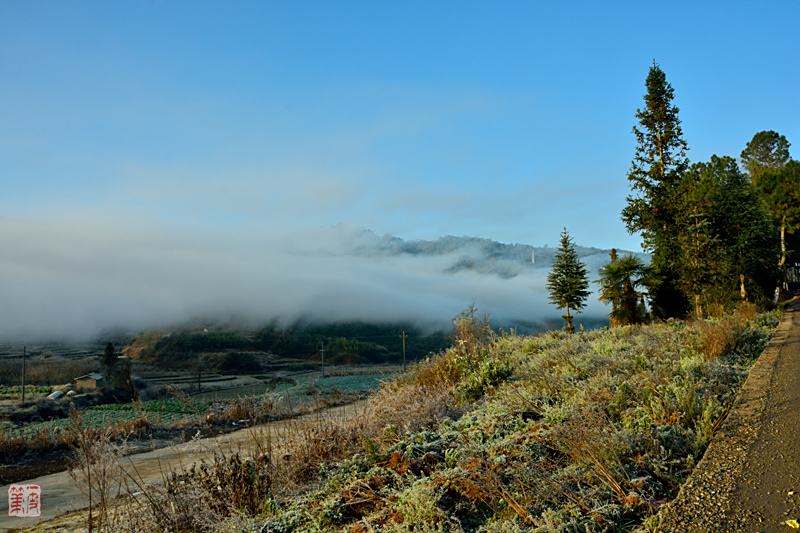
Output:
2 1 799 250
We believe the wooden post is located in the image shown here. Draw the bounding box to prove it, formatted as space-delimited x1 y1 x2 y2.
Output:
400 331 408 372
21 346 26 403
319 341 325 378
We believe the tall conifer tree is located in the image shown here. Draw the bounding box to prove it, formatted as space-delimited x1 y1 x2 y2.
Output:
622 63 690 318
547 229 590 333
753 160 800 301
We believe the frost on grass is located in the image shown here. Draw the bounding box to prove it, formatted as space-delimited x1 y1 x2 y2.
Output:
112 311 778 532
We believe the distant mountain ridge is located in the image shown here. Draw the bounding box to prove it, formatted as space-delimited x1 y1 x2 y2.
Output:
333 227 646 279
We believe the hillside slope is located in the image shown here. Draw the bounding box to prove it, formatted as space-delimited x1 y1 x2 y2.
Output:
259 314 775 531
103 310 778 531
326 226 646 279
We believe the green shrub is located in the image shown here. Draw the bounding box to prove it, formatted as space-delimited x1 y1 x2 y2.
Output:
456 356 513 403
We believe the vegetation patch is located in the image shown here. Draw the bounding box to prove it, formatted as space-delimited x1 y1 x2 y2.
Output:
0 357 98 386
246 311 777 531
0 385 52 400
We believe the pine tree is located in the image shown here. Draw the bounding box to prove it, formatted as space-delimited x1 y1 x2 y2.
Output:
622 62 690 319
598 252 647 326
740 130 791 177
753 160 800 301
711 157 779 305
676 155 780 313
677 183 722 318
547 229 590 333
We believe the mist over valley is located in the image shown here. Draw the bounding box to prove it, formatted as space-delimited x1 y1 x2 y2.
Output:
0 220 643 343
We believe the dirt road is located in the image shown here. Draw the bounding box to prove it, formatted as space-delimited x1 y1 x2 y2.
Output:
0 401 365 531
660 300 800 531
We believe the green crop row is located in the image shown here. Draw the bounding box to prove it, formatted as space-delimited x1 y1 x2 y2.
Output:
91 398 209 414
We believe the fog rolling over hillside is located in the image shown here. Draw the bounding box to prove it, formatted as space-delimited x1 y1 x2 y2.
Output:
0 219 642 341
328 226 628 279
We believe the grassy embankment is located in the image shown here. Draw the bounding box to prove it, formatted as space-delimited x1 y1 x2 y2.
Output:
97 307 778 531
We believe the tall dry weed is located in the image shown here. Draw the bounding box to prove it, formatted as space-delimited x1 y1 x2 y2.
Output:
695 317 743 360
68 410 129 531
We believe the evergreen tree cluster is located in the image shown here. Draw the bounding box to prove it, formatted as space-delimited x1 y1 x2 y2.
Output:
618 63 800 320
547 63 800 331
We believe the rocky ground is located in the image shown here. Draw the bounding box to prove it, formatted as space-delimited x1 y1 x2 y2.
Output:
659 300 800 532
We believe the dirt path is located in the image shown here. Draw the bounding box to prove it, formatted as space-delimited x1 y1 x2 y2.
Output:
0 400 365 531
660 300 800 531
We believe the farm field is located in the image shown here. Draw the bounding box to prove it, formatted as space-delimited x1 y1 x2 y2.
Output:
0 363 398 485
0 384 52 401
2 370 395 437
0 342 106 359
191 370 394 401
3 398 208 438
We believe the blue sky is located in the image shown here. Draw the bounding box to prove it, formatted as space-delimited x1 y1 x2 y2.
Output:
2 1 799 250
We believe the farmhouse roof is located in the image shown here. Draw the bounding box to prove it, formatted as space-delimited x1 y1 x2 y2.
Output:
74 372 104 381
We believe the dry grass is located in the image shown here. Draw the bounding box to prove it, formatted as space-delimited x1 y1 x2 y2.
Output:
67 309 780 532
0 356 98 386
251 312 777 531
695 302 757 360
696 319 742 360
87 351 463 531
68 413 127 531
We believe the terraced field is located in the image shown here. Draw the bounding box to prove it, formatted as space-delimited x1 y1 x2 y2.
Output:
3 398 209 438
190 368 395 402
0 384 52 400
0 342 105 359
1 366 398 440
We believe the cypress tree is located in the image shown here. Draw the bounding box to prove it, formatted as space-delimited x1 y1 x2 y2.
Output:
102 342 117 368
622 62 690 318
547 229 590 333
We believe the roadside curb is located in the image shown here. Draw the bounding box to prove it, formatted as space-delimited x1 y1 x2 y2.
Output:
657 302 798 531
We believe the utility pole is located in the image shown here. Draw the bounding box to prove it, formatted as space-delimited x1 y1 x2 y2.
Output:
21 346 26 403
319 341 325 378
198 328 208 393
400 331 408 372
